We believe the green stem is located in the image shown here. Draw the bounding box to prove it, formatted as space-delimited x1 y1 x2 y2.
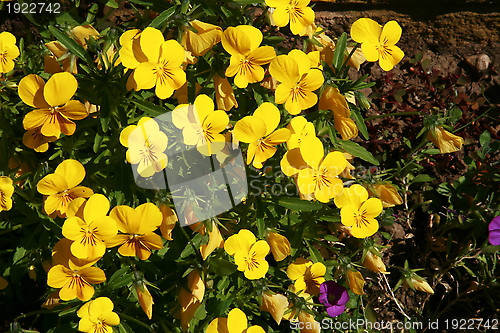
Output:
118 312 154 331
14 310 52 321
455 105 494 131
365 111 420 121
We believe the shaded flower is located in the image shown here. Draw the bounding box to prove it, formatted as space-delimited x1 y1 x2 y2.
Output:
266 231 291 261
37 159 93 217
224 229 270 280
346 269 365 295
319 86 358 140
71 25 100 48
62 194 118 259
221 25 276 88
207 308 265 333
266 0 315 35
334 184 383 238
404 276 434 295
488 216 500 246
370 183 403 208
134 281 154 320
177 270 205 331
22 125 59 152
269 50 324 115
260 291 289 325
0 31 20 73
172 94 229 156
159 203 178 241
19 72 88 138
44 41 74 74
0 176 14 212
214 74 238 111
350 18 404 71
120 117 169 178
107 203 163 260
182 20 222 56
77 297 120 333
233 102 291 168
199 220 224 260
318 281 349 317
0 276 8 290
427 126 464 154
286 258 326 295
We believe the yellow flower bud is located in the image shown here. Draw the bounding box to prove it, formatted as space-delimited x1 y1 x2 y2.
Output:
28 265 37 280
267 232 291 262
347 269 365 295
372 184 403 208
260 291 289 325
363 251 389 274
405 277 434 295
135 282 154 319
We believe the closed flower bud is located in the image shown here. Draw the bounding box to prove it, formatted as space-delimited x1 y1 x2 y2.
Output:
267 232 291 262
347 269 365 295
404 277 434 295
260 291 289 324
135 282 154 319
214 74 238 111
363 251 389 274
28 265 37 280
371 184 403 208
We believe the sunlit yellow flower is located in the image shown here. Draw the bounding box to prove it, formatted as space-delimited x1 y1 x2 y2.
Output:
182 20 222 57
319 86 358 140
427 126 464 154
159 204 177 241
233 102 291 169
363 251 389 274
214 74 238 111
351 18 404 71
346 269 365 295
266 232 291 261
334 184 383 238
287 258 325 295
286 115 315 150
281 136 347 203
19 72 88 138
107 203 163 260
224 229 270 280
221 25 276 88
370 183 403 207
0 176 14 212
120 117 169 178
62 194 118 259
77 297 120 333
47 262 106 301
37 159 94 217
172 94 229 156
0 31 20 73
177 270 205 331
260 291 289 325
71 25 100 48
269 50 324 115
132 27 186 99
266 0 315 35
207 308 266 333
134 281 154 319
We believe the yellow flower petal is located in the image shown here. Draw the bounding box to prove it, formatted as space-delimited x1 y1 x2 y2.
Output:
269 55 300 84
140 27 164 62
351 18 381 44
347 269 365 295
233 116 267 143
253 102 280 136
43 72 77 107
37 173 69 195
299 136 324 170
84 194 110 223
227 308 248 333
55 159 85 189
18 74 50 108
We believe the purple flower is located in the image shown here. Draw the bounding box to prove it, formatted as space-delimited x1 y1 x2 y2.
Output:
318 281 349 317
488 216 500 246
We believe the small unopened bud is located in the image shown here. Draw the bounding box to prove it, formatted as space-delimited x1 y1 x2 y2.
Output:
363 252 389 274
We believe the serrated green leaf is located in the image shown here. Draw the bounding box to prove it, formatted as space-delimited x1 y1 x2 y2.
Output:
339 141 379 165
277 197 322 211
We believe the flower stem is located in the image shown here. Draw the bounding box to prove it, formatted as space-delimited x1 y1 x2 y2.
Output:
365 111 420 121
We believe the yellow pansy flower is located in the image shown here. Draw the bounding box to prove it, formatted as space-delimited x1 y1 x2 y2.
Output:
19 72 88 138
0 176 14 212
286 258 326 295
132 27 186 99
266 0 315 36
269 50 324 115
319 86 358 140
350 18 404 71
281 136 347 203
285 115 315 150
193 220 224 261
214 74 238 111
260 291 289 325
62 194 118 259
37 159 94 217
233 102 291 169
224 229 270 280
120 117 169 178
182 20 222 57
427 126 464 153
266 232 291 262
118 29 146 70
0 31 20 73
172 94 229 156
22 125 59 153
106 203 163 260
77 297 120 333
221 25 276 88
334 184 383 238
207 308 266 333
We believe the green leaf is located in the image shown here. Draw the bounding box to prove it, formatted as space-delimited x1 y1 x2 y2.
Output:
194 302 207 320
107 267 133 290
412 174 435 183
118 323 134 333
48 25 94 65
133 100 167 117
480 130 491 148
209 258 237 276
338 140 379 165
332 32 347 71
93 132 104 153
149 6 177 29
351 106 369 140
277 197 322 211
13 247 26 264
